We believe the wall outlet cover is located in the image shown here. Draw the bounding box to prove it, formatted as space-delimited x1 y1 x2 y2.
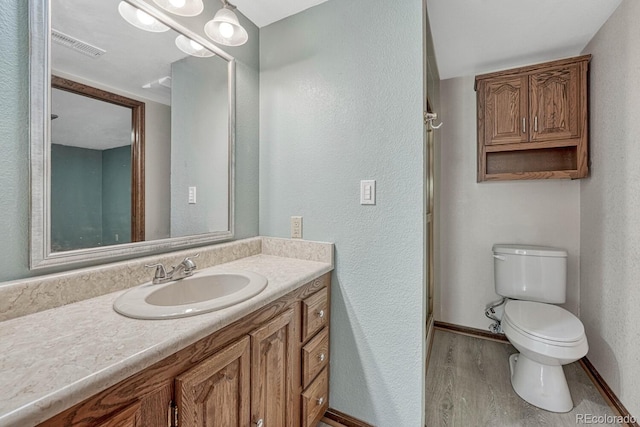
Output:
291 216 303 239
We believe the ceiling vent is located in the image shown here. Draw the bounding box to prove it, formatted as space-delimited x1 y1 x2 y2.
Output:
51 29 106 59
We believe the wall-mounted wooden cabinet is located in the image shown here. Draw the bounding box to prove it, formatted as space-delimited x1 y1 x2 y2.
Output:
39 275 331 427
475 55 591 181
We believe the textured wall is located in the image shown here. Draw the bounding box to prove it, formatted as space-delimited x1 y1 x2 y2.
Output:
171 55 229 237
50 145 104 250
0 0 259 282
144 101 171 241
0 0 29 282
437 76 581 329
581 0 640 418
259 0 425 425
101 145 132 246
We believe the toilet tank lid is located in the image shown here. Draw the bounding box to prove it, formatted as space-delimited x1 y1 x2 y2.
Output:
493 244 567 258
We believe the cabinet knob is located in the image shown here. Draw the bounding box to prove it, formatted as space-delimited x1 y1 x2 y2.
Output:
255 419 264 427
318 309 325 319
317 396 325 405
319 353 326 362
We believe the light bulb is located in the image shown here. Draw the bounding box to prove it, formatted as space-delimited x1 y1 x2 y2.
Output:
219 22 235 39
189 39 204 51
136 9 156 25
169 0 186 7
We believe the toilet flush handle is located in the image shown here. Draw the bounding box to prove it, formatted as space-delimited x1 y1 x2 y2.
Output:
493 254 506 261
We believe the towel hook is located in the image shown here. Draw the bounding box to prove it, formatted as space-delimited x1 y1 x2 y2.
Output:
424 112 443 129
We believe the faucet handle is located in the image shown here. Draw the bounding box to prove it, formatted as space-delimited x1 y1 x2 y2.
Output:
182 254 199 270
145 263 167 281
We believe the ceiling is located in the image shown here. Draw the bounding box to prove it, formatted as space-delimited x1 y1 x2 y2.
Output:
427 0 622 79
52 88 132 150
233 0 330 28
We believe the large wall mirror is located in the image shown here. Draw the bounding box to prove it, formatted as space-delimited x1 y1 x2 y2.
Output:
29 0 236 269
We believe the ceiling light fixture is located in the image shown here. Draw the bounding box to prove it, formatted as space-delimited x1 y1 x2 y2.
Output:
204 0 248 47
152 0 204 17
118 1 170 33
175 35 215 57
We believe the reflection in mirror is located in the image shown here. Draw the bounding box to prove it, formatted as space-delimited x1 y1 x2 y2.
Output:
50 76 145 251
29 0 236 268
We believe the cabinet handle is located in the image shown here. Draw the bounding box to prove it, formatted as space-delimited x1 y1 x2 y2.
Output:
317 396 325 405
534 116 538 132
255 419 264 427
522 117 526 133
319 353 326 362
317 309 325 318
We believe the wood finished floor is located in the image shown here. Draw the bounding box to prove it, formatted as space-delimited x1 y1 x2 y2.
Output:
426 329 619 427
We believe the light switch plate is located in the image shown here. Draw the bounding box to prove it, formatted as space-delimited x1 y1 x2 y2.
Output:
360 180 376 205
291 216 303 239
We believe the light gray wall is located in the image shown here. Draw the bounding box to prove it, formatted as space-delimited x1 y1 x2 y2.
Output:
259 0 424 425
0 0 29 281
437 76 581 329
171 55 229 237
581 0 640 418
144 101 171 241
0 0 259 282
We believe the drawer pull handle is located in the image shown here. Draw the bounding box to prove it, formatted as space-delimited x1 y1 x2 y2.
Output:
255 419 264 427
319 353 326 362
317 396 325 405
318 309 325 318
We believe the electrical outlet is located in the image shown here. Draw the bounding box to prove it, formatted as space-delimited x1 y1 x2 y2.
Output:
291 216 303 239
188 186 197 204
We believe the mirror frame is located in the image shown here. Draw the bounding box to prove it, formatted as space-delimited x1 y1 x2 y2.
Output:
29 0 236 269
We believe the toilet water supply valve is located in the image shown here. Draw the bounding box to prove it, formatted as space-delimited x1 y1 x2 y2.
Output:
485 297 507 334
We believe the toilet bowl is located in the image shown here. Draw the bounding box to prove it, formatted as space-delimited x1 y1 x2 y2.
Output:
491 244 588 413
501 300 588 413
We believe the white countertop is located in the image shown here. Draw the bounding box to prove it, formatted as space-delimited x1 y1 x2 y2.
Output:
0 254 333 426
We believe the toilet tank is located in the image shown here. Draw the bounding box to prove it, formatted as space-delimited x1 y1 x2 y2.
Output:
493 244 568 303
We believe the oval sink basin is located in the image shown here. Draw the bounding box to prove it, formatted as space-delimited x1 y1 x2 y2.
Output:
113 270 268 320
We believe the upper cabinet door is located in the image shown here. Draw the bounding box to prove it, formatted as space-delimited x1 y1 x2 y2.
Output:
482 76 529 145
250 309 296 427
175 336 251 427
529 65 580 142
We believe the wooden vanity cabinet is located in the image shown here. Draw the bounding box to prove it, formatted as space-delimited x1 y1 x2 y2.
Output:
476 55 590 181
38 273 330 427
175 336 251 426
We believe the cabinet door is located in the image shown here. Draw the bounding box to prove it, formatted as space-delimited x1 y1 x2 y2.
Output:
250 309 296 427
529 65 579 141
482 76 528 145
175 336 251 427
95 401 142 427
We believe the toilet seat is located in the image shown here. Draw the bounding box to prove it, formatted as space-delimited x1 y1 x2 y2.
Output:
504 300 585 347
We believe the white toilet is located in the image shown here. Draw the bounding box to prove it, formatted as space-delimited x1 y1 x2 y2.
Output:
492 244 588 413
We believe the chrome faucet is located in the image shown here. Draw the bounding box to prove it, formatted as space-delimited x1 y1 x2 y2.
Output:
145 254 199 284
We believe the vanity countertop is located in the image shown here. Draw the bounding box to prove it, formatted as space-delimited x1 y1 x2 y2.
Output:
0 254 333 426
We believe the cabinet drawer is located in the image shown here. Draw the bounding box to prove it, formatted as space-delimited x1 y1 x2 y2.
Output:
302 327 329 388
302 288 328 342
301 367 329 427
